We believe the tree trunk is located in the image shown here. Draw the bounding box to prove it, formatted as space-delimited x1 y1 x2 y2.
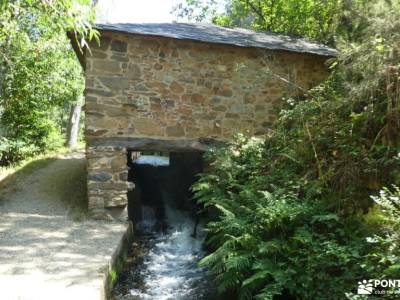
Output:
65 95 83 148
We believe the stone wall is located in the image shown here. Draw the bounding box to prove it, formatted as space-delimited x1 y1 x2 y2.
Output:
84 31 330 218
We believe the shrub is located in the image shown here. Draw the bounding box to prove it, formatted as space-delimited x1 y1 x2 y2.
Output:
194 137 400 299
0 2 85 166
0 137 39 166
194 10 400 295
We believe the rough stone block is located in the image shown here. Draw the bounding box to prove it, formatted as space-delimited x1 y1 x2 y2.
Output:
104 193 128 208
126 63 141 79
92 60 121 73
85 88 114 97
111 54 129 62
111 39 128 52
166 124 185 137
88 172 112 182
119 171 128 181
99 76 130 90
88 196 104 209
92 51 107 59
98 36 111 51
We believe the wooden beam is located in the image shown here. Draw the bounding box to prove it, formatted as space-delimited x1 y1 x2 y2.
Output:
88 137 226 152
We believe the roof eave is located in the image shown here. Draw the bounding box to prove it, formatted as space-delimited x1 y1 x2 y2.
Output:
67 31 86 70
97 27 337 57
94 23 338 58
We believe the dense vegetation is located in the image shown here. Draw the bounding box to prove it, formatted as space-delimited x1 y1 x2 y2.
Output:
185 0 400 299
0 0 96 166
174 0 341 44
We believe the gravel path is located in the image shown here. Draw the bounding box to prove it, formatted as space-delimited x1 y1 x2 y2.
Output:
0 151 128 300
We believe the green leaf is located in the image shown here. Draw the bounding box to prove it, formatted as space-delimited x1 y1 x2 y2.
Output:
242 270 270 287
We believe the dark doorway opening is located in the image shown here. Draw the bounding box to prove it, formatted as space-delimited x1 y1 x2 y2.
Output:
113 150 216 299
126 150 203 233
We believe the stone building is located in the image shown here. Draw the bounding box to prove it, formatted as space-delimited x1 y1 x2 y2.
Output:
72 23 336 219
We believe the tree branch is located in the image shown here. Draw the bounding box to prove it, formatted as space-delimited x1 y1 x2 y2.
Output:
245 0 267 28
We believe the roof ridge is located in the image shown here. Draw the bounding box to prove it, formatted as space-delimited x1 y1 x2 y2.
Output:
94 22 337 57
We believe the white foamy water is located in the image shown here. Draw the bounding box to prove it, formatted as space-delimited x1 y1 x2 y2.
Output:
114 154 213 300
128 205 210 300
134 155 170 166
135 206 158 233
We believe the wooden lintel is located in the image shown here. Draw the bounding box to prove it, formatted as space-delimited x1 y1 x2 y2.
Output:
88 137 226 152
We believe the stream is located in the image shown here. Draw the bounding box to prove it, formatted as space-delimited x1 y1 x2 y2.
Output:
112 154 215 300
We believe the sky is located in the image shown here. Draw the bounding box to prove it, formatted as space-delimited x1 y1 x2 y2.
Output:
96 0 224 23
96 0 177 23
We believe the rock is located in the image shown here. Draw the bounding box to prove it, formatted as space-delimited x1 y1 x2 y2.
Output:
98 36 111 51
166 125 185 137
169 81 184 93
127 63 142 79
111 54 129 62
85 88 114 97
191 94 204 104
111 40 128 52
88 172 112 182
93 60 121 73
99 76 130 90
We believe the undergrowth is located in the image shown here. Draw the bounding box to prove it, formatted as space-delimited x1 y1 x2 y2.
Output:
194 2 400 299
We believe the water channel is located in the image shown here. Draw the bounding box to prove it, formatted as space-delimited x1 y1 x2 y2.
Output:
112 153 215 300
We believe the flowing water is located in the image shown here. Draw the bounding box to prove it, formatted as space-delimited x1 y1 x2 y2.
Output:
113 202 214 300
113 154 214 300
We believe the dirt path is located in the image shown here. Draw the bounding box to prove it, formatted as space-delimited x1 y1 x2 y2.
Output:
0 151 128 300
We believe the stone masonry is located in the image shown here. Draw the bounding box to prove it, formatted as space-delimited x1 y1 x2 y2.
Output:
81 24 333 219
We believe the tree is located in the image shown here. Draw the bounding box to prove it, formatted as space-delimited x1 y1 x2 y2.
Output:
173 0 220 22
174 0 341 44
0 0 97 165
65 94 83 148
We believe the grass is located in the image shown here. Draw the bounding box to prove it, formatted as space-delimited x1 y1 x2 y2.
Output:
0 143 84 186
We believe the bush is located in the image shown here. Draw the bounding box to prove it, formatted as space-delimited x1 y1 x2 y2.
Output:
194 137 400 299
0 137 39 166
0 3 84 166
174 3 400 296
194 8 400 295
0 110 66 166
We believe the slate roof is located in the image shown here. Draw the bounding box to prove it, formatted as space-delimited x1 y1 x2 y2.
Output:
95 23 337 57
